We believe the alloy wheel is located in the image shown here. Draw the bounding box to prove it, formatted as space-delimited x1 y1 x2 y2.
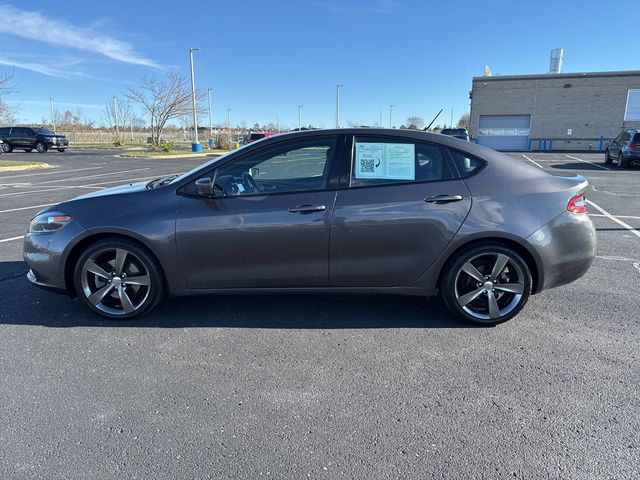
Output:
80 247 151 316
454 252 525 321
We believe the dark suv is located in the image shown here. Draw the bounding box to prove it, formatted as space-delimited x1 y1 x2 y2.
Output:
440 128 470 141
0 127 68 153
605 129 640 168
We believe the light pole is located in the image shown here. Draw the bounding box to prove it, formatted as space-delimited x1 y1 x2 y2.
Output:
112 96 119 138
379 110 382 127
207 88 213 139
298 105 303 131
189 47 201 152
226 108 231 129
276 114 280 133
389 104 396 128
450 107 454 129
335 84 343 128
49 98 55 131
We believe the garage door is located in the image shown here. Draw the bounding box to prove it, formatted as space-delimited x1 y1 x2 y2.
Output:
477 115 530 151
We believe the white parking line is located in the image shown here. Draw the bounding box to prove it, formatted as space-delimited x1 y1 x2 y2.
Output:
587 199 640 240
0 166 102 180
522 154 543 169
0 235 24 243
565 154 611 170
0 203 55 214
26 167 152 185
590 213 640 220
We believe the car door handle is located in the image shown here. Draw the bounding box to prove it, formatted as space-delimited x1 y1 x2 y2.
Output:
288 204 327 214
424 195 464 203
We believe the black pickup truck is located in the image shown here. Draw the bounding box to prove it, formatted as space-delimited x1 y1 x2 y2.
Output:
0 127 68 153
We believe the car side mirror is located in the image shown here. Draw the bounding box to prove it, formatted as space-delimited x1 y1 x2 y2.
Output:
195 177 213 197
249 167 260 178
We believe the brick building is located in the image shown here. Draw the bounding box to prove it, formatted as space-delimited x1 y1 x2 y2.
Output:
469 70 640 151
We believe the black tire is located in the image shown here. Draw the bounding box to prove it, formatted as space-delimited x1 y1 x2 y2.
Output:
24 149 33 152
73 238 165 320
2 143 12 153
36 141 48 153
617 153 627 169
441 243 532 325
604 150 612 164
57 148 66 152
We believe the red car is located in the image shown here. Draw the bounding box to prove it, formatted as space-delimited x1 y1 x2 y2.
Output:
248 131 277 143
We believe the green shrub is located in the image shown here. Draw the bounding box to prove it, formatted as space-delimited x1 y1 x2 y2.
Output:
113 139 122 147
161 141 174 153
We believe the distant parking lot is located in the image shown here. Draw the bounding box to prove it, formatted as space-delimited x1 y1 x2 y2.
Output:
0 149 638 479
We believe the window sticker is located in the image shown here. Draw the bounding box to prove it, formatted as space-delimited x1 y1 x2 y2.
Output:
354 142 415 180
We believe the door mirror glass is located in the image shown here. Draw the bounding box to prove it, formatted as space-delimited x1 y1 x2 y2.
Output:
249 167 260 178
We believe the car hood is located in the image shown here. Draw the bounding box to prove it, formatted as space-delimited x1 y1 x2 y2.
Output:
69 181 149 201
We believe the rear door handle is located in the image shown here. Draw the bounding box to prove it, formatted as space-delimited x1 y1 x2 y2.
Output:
424 195 464 204
288 204 327 214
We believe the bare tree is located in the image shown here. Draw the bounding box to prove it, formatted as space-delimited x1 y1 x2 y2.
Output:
457 113 470 128
126 71 204 145
0 71 18 125
405 116 424 129
103 97 134 141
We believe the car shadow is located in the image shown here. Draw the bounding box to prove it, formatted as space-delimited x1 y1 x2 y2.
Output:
0 261 474 329
549 162 612 171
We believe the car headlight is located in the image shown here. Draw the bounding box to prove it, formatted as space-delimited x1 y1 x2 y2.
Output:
29 212 72 232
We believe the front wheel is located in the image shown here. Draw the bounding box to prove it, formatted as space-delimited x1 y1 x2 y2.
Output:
441 244 532 325
2 143 12 153
74 238 165 319
617 153 626 169
604 150 612 164
36 141 48 153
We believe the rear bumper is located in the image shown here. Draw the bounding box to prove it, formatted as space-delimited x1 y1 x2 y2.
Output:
526 211 596 292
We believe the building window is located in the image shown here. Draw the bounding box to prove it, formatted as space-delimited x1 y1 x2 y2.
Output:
624 89 640 121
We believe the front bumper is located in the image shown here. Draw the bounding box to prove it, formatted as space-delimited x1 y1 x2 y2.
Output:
526 211 596 292
45 137 69 147
23 220 86 294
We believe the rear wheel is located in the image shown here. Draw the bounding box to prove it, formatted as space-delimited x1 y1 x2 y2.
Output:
36 141 48 153
74 238 165 319
604 150 612 164
2 143 12 153
441 244 532 325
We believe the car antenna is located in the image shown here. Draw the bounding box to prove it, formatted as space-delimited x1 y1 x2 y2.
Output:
425 109 444 131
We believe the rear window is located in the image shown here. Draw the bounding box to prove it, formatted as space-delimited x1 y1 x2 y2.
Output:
633 133 640 142
448 149 486 178
441 128 467 136
249 133 266 141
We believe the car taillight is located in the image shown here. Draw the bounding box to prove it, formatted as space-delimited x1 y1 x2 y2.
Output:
567 193 587 214
629 142 638 149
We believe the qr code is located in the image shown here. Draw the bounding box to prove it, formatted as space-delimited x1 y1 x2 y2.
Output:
360 158 375 173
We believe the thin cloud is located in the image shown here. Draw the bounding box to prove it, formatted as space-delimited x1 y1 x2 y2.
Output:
0 56 70 78
0 4 159 68
316 0 402 14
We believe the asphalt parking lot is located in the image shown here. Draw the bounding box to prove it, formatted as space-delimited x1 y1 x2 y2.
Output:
0 149 638 479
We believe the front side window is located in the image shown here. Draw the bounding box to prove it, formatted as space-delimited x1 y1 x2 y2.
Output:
195 137 338 197
350 136 455 187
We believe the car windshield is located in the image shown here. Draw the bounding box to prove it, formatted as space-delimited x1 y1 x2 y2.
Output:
33 128 55 135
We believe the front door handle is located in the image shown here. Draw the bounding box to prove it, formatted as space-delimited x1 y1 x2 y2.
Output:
288 204 327 214
424 195 464 204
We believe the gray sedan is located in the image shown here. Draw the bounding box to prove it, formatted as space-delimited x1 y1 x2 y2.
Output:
23 129 596 325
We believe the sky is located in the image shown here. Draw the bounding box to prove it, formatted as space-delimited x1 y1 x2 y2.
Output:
2 0 640 129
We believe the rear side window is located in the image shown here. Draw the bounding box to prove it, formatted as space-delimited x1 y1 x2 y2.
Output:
0 127 10 135
633 133 640 142
448 149 486 178
350 136 456 187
